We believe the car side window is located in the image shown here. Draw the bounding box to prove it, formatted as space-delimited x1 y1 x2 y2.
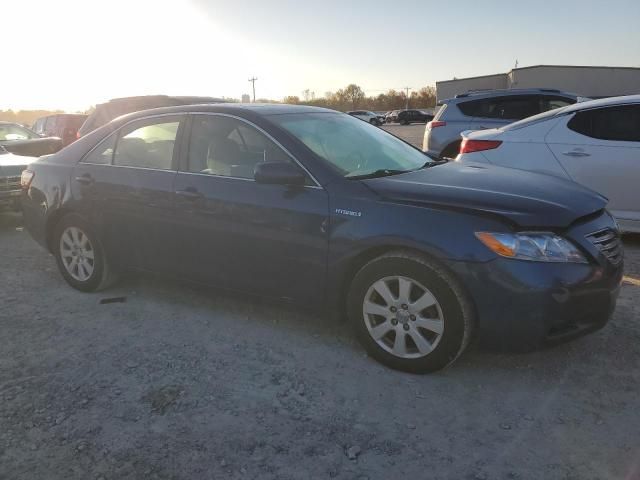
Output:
83 134 117 165
187 115 299 180
541 96 575 112
567 105 640 142
460 96 539 120
113 120 180 170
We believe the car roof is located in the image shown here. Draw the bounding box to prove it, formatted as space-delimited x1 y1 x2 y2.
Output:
561 94 640 113
110 103 336 124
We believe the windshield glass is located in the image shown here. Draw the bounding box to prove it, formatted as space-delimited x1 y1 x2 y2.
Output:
271 112 431 177
501 105 570 131
0 124 38 142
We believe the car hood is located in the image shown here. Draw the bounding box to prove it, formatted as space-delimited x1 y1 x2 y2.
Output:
0 152 38 176
362 162 607 228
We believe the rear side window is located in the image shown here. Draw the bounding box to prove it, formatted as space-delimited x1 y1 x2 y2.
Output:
83 135 116 165
567 105 640 142
541 96 575 111
459 95 540 120
113 119 181 170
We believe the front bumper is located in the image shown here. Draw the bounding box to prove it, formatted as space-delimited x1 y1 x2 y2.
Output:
451 212 624 351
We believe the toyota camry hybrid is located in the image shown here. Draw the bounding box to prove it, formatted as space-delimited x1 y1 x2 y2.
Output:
21 104 624 373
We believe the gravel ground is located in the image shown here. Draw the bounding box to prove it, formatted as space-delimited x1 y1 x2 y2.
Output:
381 123 427 149
1 206 640 480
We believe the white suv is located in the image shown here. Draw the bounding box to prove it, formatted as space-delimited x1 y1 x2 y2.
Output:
423 89 579 159
456 95 640 233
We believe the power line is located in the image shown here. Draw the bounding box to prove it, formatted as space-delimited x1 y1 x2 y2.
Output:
248 77 258 102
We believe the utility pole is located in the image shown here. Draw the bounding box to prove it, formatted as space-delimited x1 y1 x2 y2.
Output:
248 77 258 102
404 86 411 109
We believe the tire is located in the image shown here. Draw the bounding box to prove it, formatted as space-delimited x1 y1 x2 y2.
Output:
347 251 474 373
440 141 462 160
53 213 117 292
400 119 408 126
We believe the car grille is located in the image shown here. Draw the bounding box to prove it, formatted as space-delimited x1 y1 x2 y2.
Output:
0 176 21 193
586 228 623 265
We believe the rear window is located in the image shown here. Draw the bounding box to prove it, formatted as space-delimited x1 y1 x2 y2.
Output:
501 105 570 131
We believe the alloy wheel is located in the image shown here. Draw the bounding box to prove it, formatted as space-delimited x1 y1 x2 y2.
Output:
59 226 95 282
363 275 444 359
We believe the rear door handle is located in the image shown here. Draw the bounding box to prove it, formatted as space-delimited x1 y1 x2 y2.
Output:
175 188 203 200
75 174 94 185
562 150 591 157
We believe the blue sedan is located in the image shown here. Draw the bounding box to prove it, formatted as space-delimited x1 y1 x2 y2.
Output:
20 104 623 373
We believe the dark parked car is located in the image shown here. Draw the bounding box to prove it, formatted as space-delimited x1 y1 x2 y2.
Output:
33 113 88 146
21 104 623 373
396 109 434 125
77 95 226 138
0 121 62 157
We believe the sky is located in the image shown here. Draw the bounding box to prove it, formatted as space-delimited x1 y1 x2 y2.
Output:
3 0 640 111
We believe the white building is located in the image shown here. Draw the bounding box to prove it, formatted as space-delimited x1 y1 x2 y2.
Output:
436 65 640 103
241 94 251 103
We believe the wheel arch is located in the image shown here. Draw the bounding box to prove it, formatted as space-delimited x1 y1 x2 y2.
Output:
329 243 476 322
45 208 83 253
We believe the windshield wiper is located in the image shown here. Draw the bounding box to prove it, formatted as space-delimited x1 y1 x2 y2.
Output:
347 169 409 180
421 159 448 169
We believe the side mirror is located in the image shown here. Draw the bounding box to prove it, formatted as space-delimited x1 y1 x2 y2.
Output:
254 162 307 186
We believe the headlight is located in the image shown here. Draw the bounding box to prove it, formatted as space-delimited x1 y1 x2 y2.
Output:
475 232 587 263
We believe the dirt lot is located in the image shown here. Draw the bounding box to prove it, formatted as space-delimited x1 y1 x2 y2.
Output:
1 207 640 479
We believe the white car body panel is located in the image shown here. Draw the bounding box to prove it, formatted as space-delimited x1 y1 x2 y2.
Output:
545 115 640 228
457 96 640 233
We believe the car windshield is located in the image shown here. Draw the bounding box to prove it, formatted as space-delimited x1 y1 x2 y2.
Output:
0 124 38 142
500 104 571 131
271 112 431 177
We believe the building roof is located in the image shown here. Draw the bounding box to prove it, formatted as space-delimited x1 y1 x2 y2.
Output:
437 64 640 85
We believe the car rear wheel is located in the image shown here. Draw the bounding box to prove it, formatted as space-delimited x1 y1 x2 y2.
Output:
53 214 117 292
440 140 462 160
348 251 474 373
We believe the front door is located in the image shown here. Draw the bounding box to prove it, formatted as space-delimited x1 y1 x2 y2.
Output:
171 114 329 305
546 105 640 228
72 115 186 272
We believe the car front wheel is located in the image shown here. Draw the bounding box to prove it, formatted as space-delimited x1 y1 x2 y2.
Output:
348 251 474 373
53 214 117 292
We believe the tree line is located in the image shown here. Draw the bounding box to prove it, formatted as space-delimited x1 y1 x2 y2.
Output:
283 84 437 112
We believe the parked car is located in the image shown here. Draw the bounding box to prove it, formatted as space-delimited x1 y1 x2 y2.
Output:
33 114 88 146
77 95 226 138
0 122 62 157
385 110 400 123
1 149 37 210
397 109 434 125
423 89 580 159
456 95 640 233
347 110 382 126
21 104 622 373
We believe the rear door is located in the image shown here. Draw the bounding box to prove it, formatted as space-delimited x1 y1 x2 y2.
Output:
546 104 640 227
72 115 186 271
171 113 329 305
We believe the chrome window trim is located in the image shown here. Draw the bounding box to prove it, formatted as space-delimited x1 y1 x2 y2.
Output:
79 113 185 168
79 111 324 189
187 112 323 189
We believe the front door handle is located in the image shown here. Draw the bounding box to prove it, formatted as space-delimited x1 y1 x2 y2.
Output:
562 150 591 157
175 188 203 200
75 174 94 185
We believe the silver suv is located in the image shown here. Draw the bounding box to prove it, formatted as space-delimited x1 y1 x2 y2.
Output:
422 88 579 159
